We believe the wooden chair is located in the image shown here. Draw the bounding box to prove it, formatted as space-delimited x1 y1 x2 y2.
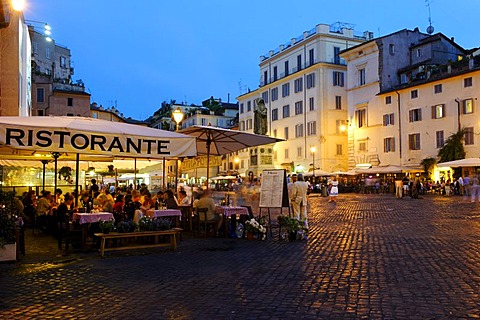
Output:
180 206 193 232
192 207 216 238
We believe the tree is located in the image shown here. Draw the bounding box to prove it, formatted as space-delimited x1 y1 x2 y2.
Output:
437 129 466 162
420 157 436 180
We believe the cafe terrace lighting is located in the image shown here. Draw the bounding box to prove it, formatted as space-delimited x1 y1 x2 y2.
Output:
172 107 184 131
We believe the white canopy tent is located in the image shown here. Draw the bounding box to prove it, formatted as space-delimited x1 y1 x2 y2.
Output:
437 158 480 168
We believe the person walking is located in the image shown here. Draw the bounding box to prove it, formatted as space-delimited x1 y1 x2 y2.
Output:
328 176 339 203
471 174 479 202
291 173 309 229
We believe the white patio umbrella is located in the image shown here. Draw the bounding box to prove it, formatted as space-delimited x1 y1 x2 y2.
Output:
178 125 282 188
0 116 197 197
437 158 480 168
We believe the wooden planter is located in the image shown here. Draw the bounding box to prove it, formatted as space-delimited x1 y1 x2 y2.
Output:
0 243 16 262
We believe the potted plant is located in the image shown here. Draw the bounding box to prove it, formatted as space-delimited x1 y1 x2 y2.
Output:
245 217 267 240
0 191 21 261
98 218 115 234
278 215 306 241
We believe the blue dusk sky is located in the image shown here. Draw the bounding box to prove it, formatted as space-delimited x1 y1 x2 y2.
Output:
24 0 480 120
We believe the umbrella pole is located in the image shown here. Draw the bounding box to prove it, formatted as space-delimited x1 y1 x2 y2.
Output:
52 152 60 200
206 138 211 190
134 158 137 190
163 157 166 191
75 153 80 207
41 160 48 191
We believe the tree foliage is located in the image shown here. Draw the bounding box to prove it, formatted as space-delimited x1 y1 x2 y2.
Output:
437 129 466 162
420 157 437 178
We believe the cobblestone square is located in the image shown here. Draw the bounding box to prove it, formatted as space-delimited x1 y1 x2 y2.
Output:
1 194 480 319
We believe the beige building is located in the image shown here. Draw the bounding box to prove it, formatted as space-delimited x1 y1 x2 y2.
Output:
340 28 477 172
0 3 31 116
237 23 371 176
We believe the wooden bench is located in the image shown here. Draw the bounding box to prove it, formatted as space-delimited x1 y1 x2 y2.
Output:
94 228 182 257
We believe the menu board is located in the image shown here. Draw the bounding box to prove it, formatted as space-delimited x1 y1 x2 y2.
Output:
259 169 289 208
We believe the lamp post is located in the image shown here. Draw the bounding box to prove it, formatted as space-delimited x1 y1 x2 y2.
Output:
172 108 184 192
310 146 316 182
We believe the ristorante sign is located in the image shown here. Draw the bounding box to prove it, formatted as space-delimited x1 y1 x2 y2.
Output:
0 127 191 159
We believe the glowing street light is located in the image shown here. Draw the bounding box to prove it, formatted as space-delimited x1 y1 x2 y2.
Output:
172 107 184 131
11 0 25 11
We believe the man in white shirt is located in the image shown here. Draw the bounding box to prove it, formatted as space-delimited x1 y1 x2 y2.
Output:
291 173 309 229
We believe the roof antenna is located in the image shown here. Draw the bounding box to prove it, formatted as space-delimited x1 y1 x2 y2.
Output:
426 0 434 34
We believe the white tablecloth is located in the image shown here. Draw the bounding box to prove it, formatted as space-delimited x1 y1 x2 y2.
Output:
72 212 114 224
146 209 182 220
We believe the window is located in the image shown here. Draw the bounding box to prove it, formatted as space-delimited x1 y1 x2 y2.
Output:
271 87 278 101
297 147 302 158
273 66 278 81
240 121 245 131
295 124 304 138
262 91 269 103
273 129 277 138
240 103 244 114
309 97 314 111
384 137 395 152
296 54 302 71
417 48 422 57
335 96 342 110
465 127 474 145
46 47 51 59
432 104 445 119
67 113 74 116
434 84 442 94
294 78 303 93
436 131 444 148
306 73 315 89
37 109 44 116
409 108 422 122
284 149 289 159
383 113 394 126
355 109 367 128
37 88 45 103
60 56 67 68
359 142 366 152
336 144 343 155
385 96 392 104
67 98 73 107
263 70 268 85
202 118 208 126
92 112 98 119
45 69 51 76
282 105 290 118
285 61 289 76
284 127 289 140
333 71 344 87
272 108 278 121
411 89 418 99
294 101 303 115
247 119 252 129
464 77 473 88
33 41 38 53
409 133 421 150
359 68 366 86
389 44 395 54
334 47 340 64
282 83 290 97
463 98 473 114
309 48 314 66
307 121 316 135
247 101 251 112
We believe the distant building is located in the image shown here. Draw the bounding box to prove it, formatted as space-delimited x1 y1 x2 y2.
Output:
340 27 479 178
29 25 90 117
237 22 372 176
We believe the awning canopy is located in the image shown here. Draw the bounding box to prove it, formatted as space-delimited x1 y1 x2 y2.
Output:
0 116 197 160
437 158 480 168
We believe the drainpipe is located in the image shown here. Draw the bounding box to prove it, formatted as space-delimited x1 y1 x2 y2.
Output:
395 91 402 164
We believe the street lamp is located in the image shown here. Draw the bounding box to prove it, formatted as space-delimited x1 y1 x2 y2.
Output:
172 107 184 131
310 146 316 181
11 0 25 11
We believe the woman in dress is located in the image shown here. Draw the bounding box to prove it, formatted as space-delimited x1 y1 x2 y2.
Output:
328 176 339 203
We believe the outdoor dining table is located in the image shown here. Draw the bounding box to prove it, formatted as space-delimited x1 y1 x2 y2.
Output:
72 212 114 249
134 209 182 227
215 206 250 238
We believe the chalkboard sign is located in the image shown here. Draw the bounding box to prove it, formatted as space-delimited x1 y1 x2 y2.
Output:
259 169 289 208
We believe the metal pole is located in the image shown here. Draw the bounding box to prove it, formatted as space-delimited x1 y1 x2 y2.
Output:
134 158 137 190
75 153 80 207
41 160 49 191
162 157 166 191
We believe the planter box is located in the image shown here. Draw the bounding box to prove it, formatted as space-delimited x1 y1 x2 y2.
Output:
0 243 16 262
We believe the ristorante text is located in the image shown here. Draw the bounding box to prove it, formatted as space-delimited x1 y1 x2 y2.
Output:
5 128 170 155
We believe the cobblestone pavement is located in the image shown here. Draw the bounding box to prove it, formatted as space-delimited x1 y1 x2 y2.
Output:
1 194 480 319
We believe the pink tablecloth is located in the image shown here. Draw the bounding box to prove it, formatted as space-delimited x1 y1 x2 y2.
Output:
146 209 182 220
72 212 114 224
215 206 249 217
